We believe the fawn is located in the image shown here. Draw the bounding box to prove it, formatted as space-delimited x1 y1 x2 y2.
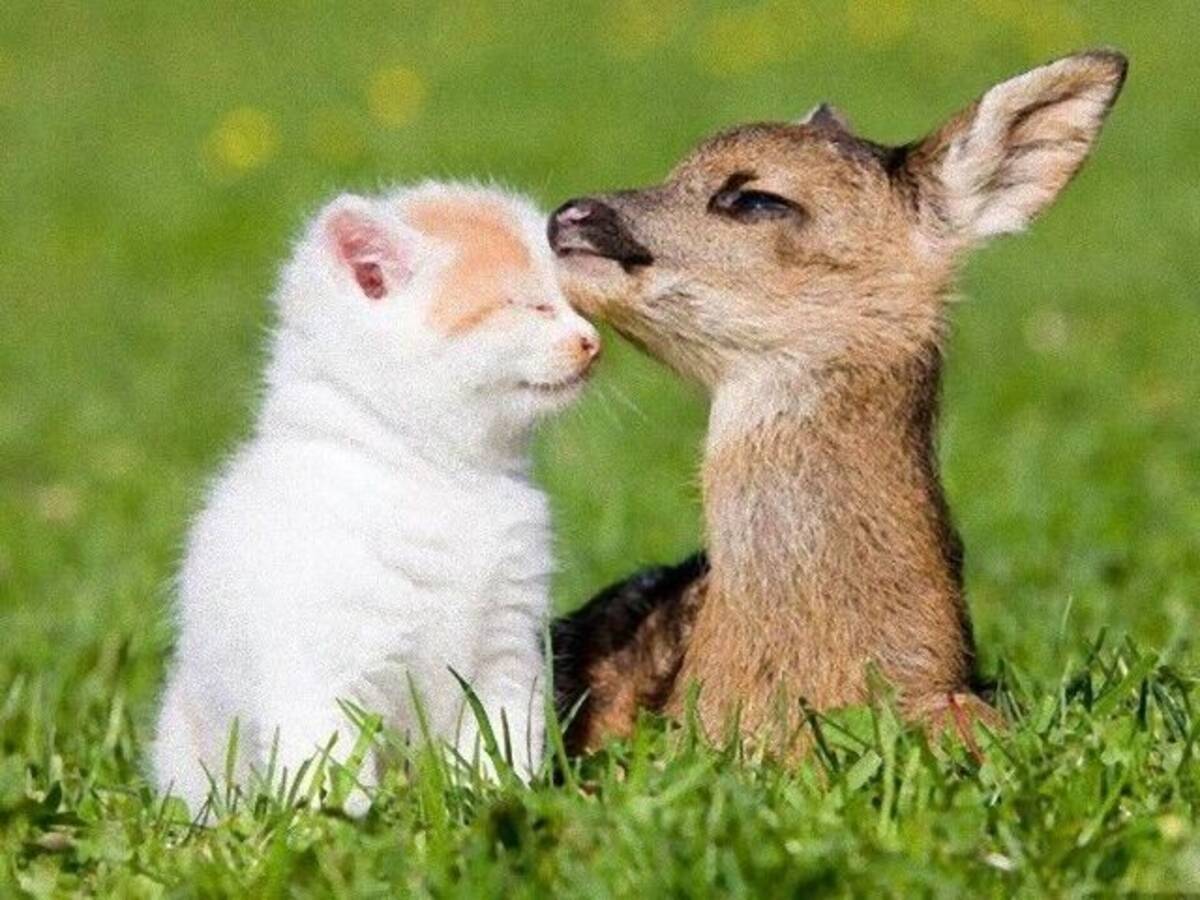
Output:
549 50 1127 753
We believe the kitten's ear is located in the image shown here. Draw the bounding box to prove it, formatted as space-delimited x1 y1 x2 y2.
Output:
905 50 1127 243
321 195 413 300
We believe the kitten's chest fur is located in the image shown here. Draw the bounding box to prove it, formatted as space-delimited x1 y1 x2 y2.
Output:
305 444 552 682
360 458 551 602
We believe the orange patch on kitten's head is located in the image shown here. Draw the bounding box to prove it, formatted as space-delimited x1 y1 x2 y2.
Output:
408 196 533 336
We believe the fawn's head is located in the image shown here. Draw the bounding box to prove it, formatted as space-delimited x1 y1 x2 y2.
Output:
550 51 1127 388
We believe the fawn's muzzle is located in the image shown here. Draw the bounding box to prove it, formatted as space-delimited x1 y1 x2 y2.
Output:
548 198 654 271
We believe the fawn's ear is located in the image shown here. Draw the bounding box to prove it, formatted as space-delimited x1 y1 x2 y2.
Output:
798 102 853 133
908 50 1127 242
322 195 413 300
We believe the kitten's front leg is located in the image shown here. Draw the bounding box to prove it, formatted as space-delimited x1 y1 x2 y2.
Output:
456 641 546 782
261 692 379 817
455 678 544 782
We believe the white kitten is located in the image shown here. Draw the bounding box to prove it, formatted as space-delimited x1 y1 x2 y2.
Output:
152 182 599 816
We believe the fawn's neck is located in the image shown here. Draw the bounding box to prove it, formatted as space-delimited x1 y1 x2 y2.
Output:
701 348 966 637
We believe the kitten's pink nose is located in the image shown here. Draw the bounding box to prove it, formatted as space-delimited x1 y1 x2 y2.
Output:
572 330 601 374
578 333 600 361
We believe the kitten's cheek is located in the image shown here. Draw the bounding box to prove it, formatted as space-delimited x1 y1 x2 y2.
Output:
536 382 585 413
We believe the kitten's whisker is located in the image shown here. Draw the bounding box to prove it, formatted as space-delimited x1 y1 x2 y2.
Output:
603 381 649 423
593 383 627 429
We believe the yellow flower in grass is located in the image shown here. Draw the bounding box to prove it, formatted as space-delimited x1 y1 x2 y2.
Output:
695 5 784 77
971 0 1025 22
429 0 494 58
846 0 912 48
204 107 279 176
368 65 426 129
1023 307 1069 354
36 484 81 526
94 442 141 480
603 0 687 59
1019 3 1084 60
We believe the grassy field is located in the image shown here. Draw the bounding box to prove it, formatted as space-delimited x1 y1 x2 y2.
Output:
2 0 1199 894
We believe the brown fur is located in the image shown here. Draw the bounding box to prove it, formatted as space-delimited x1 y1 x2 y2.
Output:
409 198 532 335
674 352 973 742
553 555 707 752
574 580 706 747
551 51 1127 753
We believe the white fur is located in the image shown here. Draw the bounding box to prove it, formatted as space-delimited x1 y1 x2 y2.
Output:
706 361 818 455
152 182 598 816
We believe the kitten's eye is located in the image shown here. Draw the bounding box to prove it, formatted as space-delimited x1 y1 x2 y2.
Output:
530 302 556 317
708 188 803 222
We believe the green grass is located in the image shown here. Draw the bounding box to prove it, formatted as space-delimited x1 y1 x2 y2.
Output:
2 0 1199 894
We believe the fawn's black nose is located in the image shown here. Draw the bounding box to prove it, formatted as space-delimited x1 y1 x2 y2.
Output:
548 198 654 270
548 198 616 254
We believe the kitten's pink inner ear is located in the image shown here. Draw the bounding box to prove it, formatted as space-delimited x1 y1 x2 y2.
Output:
326 208 408 301
354 262 386 299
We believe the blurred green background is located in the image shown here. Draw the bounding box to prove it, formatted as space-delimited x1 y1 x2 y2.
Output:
0 0 1197 724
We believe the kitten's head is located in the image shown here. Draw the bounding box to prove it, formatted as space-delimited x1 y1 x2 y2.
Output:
278 182 600 446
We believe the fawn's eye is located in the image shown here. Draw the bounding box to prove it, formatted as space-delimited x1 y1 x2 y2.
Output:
708 187 804 222
732 191 789 213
